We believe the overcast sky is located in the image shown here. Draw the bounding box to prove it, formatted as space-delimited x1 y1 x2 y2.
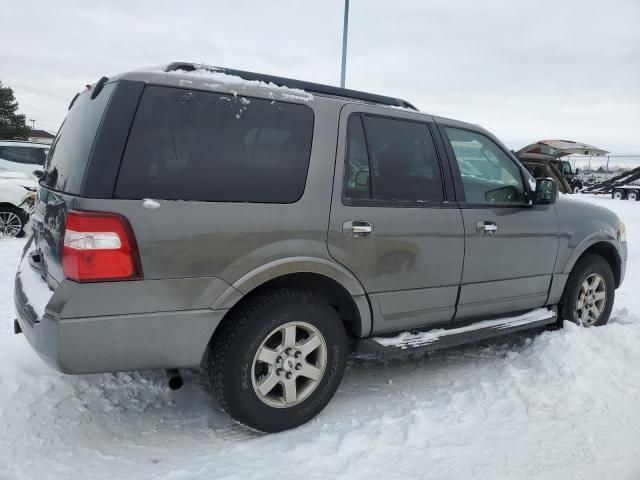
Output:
2 0 638 153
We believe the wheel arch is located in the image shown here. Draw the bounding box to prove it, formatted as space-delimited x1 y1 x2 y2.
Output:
204 257 373 365
564 240 622 288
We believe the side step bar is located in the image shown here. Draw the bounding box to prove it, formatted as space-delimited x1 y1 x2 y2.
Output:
354 307 557 357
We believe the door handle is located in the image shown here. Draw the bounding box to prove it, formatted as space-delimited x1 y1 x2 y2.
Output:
476 220 498 235
343 220 373 238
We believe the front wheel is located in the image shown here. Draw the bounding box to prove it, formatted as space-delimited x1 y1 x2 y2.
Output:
0 206 26 238
560 254 615 327
208 288 348 432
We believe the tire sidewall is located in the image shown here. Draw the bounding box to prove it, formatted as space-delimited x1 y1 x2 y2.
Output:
222 296 348 432
562 255 615 327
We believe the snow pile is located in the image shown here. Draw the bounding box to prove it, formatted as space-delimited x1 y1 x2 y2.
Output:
164 66 314 103
0 195 639 479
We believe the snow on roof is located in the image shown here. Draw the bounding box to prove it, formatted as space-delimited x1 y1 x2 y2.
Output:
162 67 314 103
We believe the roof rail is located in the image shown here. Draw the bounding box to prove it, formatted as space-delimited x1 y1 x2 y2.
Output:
165 62 418 111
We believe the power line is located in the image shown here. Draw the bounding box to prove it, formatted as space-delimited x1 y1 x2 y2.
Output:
0 76 68 102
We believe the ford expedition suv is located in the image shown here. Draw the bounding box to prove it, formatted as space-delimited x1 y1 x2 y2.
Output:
14 63 627 432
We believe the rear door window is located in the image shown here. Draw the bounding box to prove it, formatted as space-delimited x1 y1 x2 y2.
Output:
42 83 115 194
115 86 314 203
345 114 444 203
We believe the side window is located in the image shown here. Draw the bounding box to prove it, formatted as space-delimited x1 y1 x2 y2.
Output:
115 86 314 203
345 114 443 203
444 127 526 204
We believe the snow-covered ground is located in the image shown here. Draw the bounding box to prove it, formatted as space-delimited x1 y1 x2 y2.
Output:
1 195 639 480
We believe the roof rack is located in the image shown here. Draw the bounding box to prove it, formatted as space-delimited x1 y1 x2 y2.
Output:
165 62 418 111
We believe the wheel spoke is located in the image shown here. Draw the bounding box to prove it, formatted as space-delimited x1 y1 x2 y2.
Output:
590 275 602 292
282 325 297 349
590 305 601 320
593 291 606 301
282 378 297 403
256 371 280 396
298 362 323 381
298 334 321 357
256 347 279 366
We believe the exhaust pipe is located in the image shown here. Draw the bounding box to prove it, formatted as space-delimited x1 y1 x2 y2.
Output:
164 368 183 390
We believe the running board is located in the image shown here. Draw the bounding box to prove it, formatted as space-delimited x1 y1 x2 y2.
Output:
353 307 557 357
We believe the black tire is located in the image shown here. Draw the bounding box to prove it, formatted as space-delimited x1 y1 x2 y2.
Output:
0 206 27 238
208 288 348 432
559 253 615 327
612 189 625 200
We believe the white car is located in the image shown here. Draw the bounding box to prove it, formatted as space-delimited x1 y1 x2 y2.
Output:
0 172 37 237
0 141 49 180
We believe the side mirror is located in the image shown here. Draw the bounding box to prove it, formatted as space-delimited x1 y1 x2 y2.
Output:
534 178 558 205
355 170 370 188
33 169 44 180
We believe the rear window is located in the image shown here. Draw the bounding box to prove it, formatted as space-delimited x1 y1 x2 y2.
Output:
41 83 115 194
114 85 314 203
0 145 47 165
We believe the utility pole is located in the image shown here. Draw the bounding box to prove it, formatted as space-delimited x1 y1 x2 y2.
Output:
29 118 35 132
340 0 350 88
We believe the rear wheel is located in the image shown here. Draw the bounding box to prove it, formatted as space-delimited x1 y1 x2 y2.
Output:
627 190 638 201
208 288 348 432
612 190 625 200
0 206 26 238
560 254 615 327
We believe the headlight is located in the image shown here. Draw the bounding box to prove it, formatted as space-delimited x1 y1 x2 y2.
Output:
618 222 626 243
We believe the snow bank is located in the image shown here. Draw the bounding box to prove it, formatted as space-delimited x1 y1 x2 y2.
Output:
0 194 639 479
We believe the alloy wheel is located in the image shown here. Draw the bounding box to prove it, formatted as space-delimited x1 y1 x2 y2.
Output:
251 321 327 408
575 273 607 326
0 211 23 238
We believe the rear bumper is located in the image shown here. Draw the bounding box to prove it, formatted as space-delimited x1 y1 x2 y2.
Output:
14 250 228 375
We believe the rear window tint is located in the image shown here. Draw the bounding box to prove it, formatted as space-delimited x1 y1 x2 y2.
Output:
115 85 314 203
41 83 115 194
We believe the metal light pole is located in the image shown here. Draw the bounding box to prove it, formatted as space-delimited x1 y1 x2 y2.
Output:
340 0 350 88
29 118 35 131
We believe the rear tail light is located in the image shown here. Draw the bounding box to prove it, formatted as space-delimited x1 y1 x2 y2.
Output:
63 210 142 282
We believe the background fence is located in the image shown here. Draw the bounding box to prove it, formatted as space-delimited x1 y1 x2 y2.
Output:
568 155 640 173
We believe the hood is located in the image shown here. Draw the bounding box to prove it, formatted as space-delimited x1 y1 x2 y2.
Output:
0 173 38 191
516 140 609 160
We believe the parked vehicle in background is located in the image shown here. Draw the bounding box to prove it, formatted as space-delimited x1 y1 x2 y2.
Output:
516 140 608 193
578 165 640 200
0 172 37 237
0 141 49 180
13 63 627 433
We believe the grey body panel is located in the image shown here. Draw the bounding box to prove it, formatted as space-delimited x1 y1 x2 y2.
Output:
327 103 465 334
455 205 559 320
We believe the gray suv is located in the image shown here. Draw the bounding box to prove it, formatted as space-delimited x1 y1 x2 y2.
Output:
14 63 627 432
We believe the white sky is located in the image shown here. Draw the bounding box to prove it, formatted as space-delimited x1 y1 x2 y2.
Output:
2 0 639 153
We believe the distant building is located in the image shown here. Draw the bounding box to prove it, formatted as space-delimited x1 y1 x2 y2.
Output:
28 129 55 145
